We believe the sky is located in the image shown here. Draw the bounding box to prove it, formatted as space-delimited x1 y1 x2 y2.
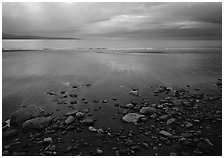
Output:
2 2 222 43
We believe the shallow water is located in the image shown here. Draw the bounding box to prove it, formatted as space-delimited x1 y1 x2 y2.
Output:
2 49 221 121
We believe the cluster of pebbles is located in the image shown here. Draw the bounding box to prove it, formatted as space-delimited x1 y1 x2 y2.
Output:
2 79 222 156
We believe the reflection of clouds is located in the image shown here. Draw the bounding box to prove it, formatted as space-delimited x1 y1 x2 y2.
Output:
95 54 145 73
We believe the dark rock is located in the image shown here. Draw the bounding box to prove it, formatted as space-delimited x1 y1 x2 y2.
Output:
69 93 77 98
3 129 19 139
129 89 139 96
12 152 27 156
22 116 52 130
10 105 46 127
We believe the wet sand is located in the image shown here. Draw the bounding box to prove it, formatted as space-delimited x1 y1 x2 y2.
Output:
2 49 222 156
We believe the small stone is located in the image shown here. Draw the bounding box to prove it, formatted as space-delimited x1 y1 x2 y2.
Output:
167 118 176 125
159 130 173 137
70 100 77 104
122 113 145 124
43 137 52 143
204 138 214 146
124 103 134 108
80 117 95 125
181 132 193 138
65 110 78 116
89 126 97 132
76 112 84 118
129 89 139 96
170 152 177 156
3 150 9 156
140 107 156 114
103 100 108 103
12 152 27 156
65 116 75 125
186 122 193 128
125 139 134 146
96 148 103 154
159 115 169 120
69 94 77 98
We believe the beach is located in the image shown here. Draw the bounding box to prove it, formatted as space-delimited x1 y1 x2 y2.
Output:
2 48 222 156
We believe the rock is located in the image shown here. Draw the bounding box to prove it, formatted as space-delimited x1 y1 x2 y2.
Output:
159 130 173 137
140 107 156 114
130 145 141 151
129 89 139 96
173 100 182 106
181 132 193 138
65 110 78 116
76 112 84 118
186 122 193 128
89 126 97 132
65 116 75 125
124 103 134 108
10 105 46 127
159 115 169 120
170 152 177 156
3 129 19 139
103 100 108 103
96 148 103 154
115 150 120 156
43 137 52 143
70 100 77 104
22 116 52 130
204 138 214 146
118 149 128 155
69 93 77 98
167 118 176 125
125 139 134 146
12 152 27 156
122 113 145 124
80 117 95 125
2 150 9 156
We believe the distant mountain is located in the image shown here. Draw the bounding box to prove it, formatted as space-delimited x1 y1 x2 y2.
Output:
2 33 81 40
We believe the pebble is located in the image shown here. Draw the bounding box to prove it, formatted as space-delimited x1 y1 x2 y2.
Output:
125 139 134 146
43 137 52 143
76 112 84 118
89 126 97 132
159 130 173 137
3 150 9 156
167 118 176 125
186 122 193 128
65 116 75 124
140 107 157 114
96 148 103 154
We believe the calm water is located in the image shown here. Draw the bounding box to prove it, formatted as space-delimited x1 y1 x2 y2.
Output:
2 45 222 121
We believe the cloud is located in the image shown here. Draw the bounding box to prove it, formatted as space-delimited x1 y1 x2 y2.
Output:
2 2 222 40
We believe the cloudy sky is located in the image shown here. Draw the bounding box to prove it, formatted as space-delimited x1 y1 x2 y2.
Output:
2 2 222 41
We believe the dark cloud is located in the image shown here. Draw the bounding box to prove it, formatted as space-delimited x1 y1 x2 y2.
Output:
2 2 222 40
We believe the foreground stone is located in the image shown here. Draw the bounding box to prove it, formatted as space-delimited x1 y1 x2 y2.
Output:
122 113 145 124
10 105 46 127
159 130 173 137
22 116 52 130
65 116 75 125
3 129 19 139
